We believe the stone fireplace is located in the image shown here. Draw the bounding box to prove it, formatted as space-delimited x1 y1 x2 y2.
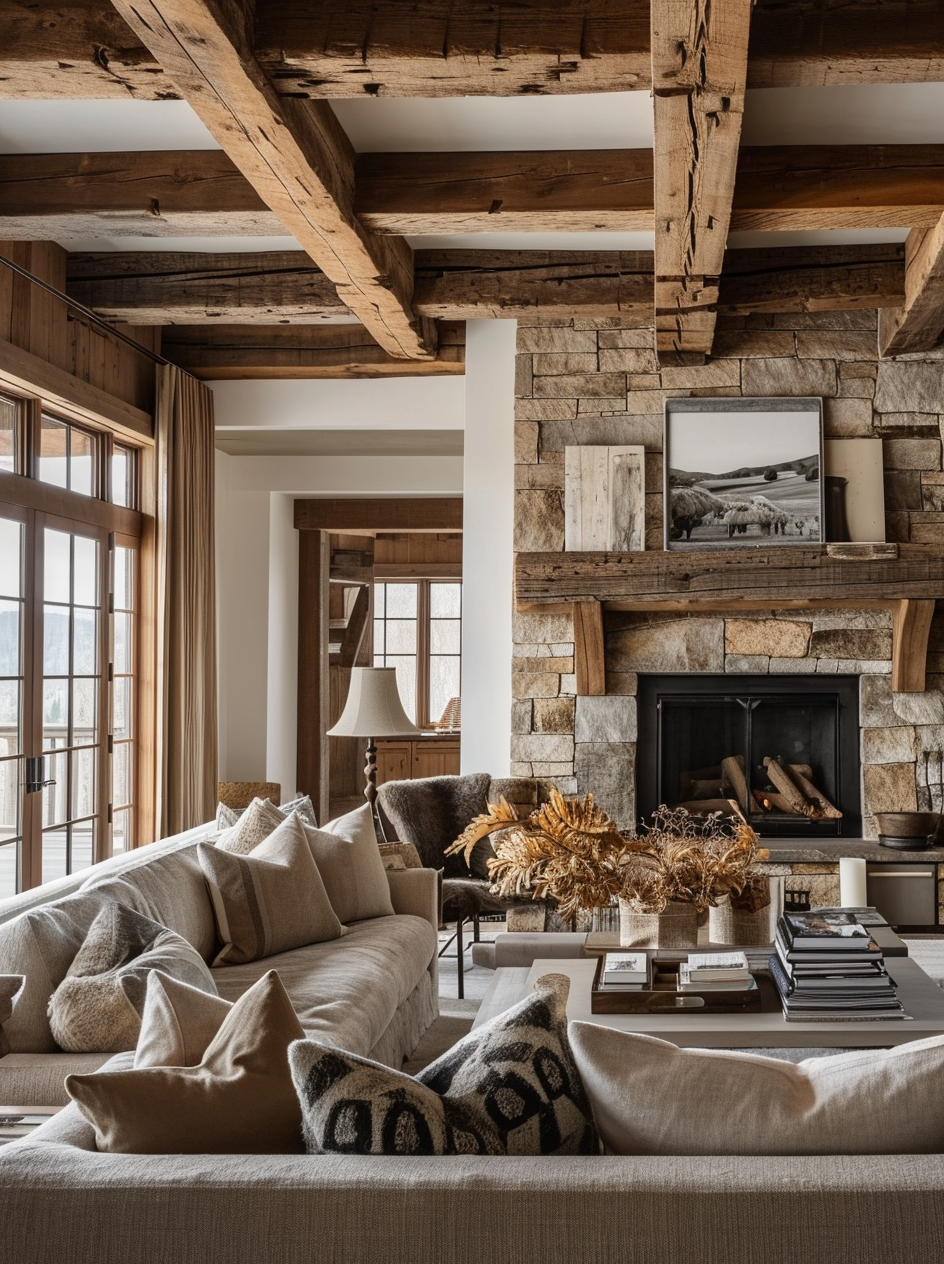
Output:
511 312 944 837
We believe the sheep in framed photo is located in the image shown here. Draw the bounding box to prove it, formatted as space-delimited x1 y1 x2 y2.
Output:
664 397 824 551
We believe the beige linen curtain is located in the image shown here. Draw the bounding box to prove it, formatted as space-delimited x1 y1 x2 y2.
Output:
154 364 218 836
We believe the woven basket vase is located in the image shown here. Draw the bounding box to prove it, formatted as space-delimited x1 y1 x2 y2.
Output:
618 898 698 949
708 898 773 946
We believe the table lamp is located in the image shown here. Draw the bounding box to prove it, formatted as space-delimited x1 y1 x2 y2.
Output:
327 667 420 817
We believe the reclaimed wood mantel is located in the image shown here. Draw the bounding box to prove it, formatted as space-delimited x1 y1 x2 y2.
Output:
515 545 944 694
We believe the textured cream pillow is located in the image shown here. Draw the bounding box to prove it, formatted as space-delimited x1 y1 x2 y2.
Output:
216 796 286 854
199 813 343 966
134 971 233 1069
569 1022 944 1156
306 804 394 923
0 974 24 1056
67 970 305 1154
48 903 217 1054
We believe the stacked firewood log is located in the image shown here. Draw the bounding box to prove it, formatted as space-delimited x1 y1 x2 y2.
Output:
678 754 841 819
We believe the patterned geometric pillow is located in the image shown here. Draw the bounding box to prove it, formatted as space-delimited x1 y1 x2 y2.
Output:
290 973 598 1156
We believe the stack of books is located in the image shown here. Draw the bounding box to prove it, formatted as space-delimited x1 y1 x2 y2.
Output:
679 951 751 990
770 910 908 1022
599 952 652 990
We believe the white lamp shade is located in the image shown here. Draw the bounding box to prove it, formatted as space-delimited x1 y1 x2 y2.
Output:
327 667 421 738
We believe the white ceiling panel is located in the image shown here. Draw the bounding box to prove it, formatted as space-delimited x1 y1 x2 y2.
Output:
727 228 909 250
0 100 220 153
742 84 944 146
331 92 654 152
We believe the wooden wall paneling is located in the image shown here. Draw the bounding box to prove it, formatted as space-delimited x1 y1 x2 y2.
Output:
297 528 331 824
295 497 464 533
372 532 463 567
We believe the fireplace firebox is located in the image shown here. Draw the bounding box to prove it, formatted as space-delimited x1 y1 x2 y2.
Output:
636 675 861 837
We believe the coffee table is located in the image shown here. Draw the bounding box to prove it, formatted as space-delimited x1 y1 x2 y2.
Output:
474 956 944 1047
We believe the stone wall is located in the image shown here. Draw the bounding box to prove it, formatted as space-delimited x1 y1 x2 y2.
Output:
512 311 944 833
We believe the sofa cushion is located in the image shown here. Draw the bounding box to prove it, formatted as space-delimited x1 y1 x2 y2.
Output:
48 904 217 1054
134 972 233 1069
0 974 23 1056
216 797 286 855
569 1023 944 1156
378 774 491 877
199 814 343 966
307 805 395 924
211 914 435 1058
290 973 598 1156
0 891 135 1053
80 843 218 962
66 971 305 1154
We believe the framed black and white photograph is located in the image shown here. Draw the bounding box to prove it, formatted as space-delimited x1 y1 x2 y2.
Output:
664 397 824 551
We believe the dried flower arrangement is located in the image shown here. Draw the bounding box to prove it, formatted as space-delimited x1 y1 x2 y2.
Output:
446 791 765 919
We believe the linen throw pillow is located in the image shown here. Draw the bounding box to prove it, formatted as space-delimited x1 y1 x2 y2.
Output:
290 973 598 1156
47 903 217 1054
0 975 24 1057
306 804 395 923
67 971 305 1154
134 971 234 1069
569 1023 944 1156
215 796 286 854
199 813 343 965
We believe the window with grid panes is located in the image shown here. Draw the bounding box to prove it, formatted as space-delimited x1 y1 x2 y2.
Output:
372 580 462 727
0 389 143 891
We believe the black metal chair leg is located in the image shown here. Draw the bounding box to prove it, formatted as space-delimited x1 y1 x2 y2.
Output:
472 914 481 943
456 916 464 999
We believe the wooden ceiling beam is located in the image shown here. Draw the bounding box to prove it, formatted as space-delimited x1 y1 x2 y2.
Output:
651 0 753 362
161 322 465 379
66 250 356 324
108 0 434 360
65 245 905 324
6 145 944 243
295 498 464 533
0 151 282 240
878 218 944 355
3 0 943 100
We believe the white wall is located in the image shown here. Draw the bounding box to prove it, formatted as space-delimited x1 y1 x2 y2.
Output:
213 378 465 795
210 375 465 431
460 320 516 776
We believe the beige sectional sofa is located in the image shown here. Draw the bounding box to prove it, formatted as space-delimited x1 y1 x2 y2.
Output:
3 829 944 1264
0 820 439 1106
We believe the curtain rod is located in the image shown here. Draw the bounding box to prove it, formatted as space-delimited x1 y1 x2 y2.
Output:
0 252 170 367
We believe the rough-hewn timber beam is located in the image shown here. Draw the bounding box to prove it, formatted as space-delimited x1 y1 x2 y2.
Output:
109 0 434 360
67 250 355 324
161 322 464 379
7 146 943 242
0 151 282 240
878 218 944 355
651 0 753 361
3 0 943 101
66 245 905 324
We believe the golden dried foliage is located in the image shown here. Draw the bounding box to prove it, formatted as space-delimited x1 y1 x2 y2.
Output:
445 794 762 918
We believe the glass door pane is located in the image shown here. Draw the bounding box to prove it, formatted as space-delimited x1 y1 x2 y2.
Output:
41 526 101 883
0 514 24 898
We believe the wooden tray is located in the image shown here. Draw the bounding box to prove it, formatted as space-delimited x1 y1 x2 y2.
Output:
590 954 762 1014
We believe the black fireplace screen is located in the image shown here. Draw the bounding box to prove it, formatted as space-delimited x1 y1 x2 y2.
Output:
636 675 861 837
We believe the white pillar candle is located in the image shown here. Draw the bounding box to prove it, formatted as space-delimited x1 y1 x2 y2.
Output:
839 857 868 908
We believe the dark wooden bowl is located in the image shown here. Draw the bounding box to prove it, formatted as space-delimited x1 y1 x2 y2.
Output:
874 811 941 839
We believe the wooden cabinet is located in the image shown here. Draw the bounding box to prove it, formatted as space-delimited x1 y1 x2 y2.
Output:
375 735 461 785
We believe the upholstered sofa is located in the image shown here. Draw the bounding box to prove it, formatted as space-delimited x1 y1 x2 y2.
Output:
0 819 439 1106
3 828 944 1264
